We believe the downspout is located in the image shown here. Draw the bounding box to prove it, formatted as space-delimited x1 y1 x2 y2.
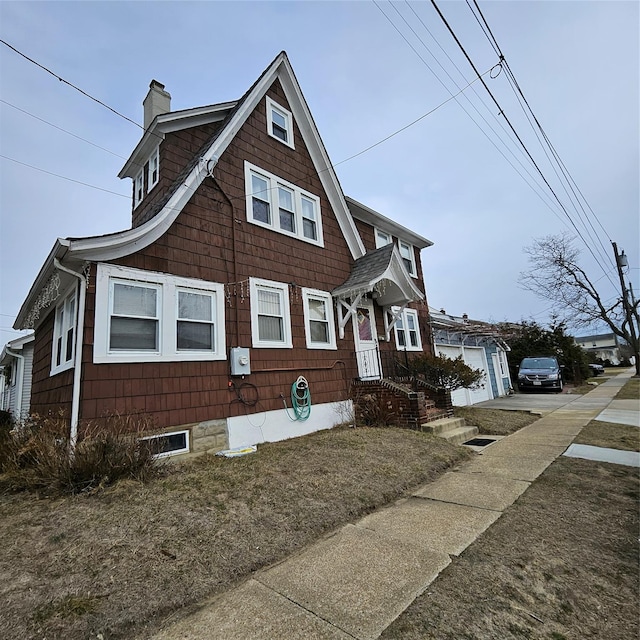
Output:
54 259 87 452
5 348 24 419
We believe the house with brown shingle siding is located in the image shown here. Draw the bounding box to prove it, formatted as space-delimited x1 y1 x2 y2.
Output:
13 52 435 457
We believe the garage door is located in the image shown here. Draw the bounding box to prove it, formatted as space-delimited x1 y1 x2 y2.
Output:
435 345 492 406
462 347 492 404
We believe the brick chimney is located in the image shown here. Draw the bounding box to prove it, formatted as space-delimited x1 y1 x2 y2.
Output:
143 80 171 130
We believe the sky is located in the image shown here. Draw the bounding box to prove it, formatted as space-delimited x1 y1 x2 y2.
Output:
1 0 638 344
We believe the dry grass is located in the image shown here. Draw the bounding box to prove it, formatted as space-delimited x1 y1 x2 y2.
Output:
382 457 639 640
616 376 640 400
0 426 469 640
453 406 539 436
575 420 640 452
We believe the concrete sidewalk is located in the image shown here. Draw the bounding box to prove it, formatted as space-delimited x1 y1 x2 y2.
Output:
151 370 637 640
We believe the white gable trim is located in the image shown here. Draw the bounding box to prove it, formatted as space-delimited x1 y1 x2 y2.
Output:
69 52 365 263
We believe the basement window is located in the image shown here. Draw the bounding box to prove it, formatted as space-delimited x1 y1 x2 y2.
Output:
142 430 189 458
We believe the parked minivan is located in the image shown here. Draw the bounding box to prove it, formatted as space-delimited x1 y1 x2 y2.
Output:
517 356 563 392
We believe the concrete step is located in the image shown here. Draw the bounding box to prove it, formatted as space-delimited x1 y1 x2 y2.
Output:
422 417 466 435
438 425 479 446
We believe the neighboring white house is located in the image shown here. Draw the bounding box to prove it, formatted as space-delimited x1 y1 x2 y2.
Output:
574 333 624 365
430 309 513 407
0 334 35 420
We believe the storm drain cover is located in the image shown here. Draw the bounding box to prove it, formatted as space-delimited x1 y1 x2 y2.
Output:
463 438 497 447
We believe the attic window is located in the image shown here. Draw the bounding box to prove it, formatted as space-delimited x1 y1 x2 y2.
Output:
148 146 159 190
266 97 294 149
134 170 144 208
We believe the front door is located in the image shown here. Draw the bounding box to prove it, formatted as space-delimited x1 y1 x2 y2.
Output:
353 302 381 379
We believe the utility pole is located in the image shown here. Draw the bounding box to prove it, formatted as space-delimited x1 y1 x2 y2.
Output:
612 242 640 376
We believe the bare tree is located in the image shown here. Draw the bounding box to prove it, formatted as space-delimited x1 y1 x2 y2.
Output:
519 234 639 376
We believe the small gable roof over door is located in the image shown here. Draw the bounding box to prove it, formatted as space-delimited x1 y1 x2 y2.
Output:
332 244 424 307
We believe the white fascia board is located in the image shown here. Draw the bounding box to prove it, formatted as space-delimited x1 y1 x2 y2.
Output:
278 60 365 260
346 196 433 249
69 61 288 262
118 102 237 179
386 247 425 301
72 53 366 265
14 240 71 329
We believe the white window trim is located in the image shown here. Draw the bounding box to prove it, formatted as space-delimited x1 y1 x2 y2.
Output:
94 263 226 363
393 307 423 352
50 287 77 376
302 288 337 350
134 170 144 208
244 161 324 247
148 146 159 191
398 241 417 277
375 228 392 249
142 429 190 459
266 96 294 149
250 277 293 349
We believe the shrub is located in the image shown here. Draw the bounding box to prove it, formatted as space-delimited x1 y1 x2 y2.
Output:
406 353 485 391
0 412 159 496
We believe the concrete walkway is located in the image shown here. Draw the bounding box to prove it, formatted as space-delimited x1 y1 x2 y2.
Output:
151 370 637 640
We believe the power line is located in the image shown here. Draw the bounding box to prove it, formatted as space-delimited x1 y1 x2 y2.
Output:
1 99 127 160
0 38 143 130
430 0 618 288
374 1 575 227
0 154 130 198
468 0 615 270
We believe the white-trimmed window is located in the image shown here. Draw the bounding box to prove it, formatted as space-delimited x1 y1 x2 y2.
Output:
302 289 337 350
51 288 77 375
250 278 292 348
94 264 225 363
497 350 508 377
134 170 144 208
266 96 294 148
142 429 190 458
148 146 159 190
398 241 417 277
245 162 323 246
375 229 392 249
393 307 422 351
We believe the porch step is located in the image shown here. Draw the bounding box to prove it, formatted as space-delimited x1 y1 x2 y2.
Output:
422 417 479 446
422 417 466 435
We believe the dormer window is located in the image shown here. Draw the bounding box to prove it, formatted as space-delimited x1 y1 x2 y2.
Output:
148 146 159 190
266 97 294 149
133 147 160 208
134 170 144 208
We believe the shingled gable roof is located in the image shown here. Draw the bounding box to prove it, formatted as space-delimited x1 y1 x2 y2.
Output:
332 243 424 307
15 51 366 329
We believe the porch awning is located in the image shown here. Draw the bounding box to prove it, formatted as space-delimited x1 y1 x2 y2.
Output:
331 244 424 307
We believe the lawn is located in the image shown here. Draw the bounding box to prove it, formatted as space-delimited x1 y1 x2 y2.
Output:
0 425 470 640
382 457 639 640
453 406 539 435
615 375 640 400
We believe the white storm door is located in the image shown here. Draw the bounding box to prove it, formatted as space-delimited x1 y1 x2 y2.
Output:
353 302 381 380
